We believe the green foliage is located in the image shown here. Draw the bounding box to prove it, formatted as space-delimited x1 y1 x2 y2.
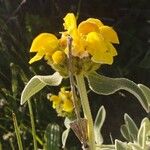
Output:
87 72 150 149
94 106 106 145
0 0 61 148
123 114 138 142
21 72 63 105
138 84 150 109
115 140 129 150
87 71 149 112
44 124 61 150
12 113 23 150
62 118 71 149
118 117 150 150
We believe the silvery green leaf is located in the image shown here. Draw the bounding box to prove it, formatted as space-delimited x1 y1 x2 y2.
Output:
100 149 114 150
87 72 149 113
94 106 106 144
140 117 150 127
21 72 63 105
137 117 150 149
137 121 146 148
62 118 72 149
115 140 128 150
128 142 142 150
98 144 115 150
99 148 114 150
62 128 70 149
64 118 72 128
124 114 138 142
138 84 150 111
120 124 131 141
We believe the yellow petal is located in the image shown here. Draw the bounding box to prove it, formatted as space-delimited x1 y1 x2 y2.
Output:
86 32 107 55
86 18 104 28
106 42 118 56
52 51 65 64
30 33 59 53
29 53 44 64
50 95 59 102
91 52 113 64
99 26 119 44
50 95 61 109
63 99 74 113
59 34 67 48
72 38 85 57
78 21 99 35
63 13 77 33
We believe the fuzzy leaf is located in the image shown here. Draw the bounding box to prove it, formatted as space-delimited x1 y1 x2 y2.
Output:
137 118 150 148
124 114 138 142
62 118 71 148
115 140 128 150
94 106 106 144
138 84 150 111
62 128 70 149
120 124 131 141
99 144 115 150
21 72 63 105
87 72 149 112
128 143 142 150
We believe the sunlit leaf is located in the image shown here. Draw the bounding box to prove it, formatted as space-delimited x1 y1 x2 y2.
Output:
87 72 149 113
115 140 128 150
137 118 149 148
94 105 106 144
120 124 131 141
99 144 115 150
62 118 71 148
128 143 142 150
124 114 138 142
62 128 70 149
138 84 150 111
21 72 63 105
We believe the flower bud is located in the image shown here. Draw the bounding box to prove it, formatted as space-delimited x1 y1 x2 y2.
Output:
52 51 66 64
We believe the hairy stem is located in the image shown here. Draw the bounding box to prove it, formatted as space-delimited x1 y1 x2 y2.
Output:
76 73 96 150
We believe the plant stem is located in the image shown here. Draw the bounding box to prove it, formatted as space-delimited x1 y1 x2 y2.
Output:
76 73 96 150
0 142 2 150
76 0 82 20
28 100 38 150
12 113 23 150
67 36 88 148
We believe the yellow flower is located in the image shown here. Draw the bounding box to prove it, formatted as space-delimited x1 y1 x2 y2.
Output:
63 13 77 34
79 18 119 64
63 13 86 57
49 88 74 116
59 88 74 113
29 33 59 64
63 13 119 64
63 99 74 113
50 95 61 109
29 13 119 67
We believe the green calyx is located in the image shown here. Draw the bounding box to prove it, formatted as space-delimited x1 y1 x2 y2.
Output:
50 56 100 77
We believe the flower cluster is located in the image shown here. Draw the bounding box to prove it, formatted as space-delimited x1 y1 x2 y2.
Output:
48 88 74 117
29 13 119 75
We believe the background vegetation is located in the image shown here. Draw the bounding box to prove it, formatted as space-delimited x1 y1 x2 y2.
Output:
0 0 150 149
